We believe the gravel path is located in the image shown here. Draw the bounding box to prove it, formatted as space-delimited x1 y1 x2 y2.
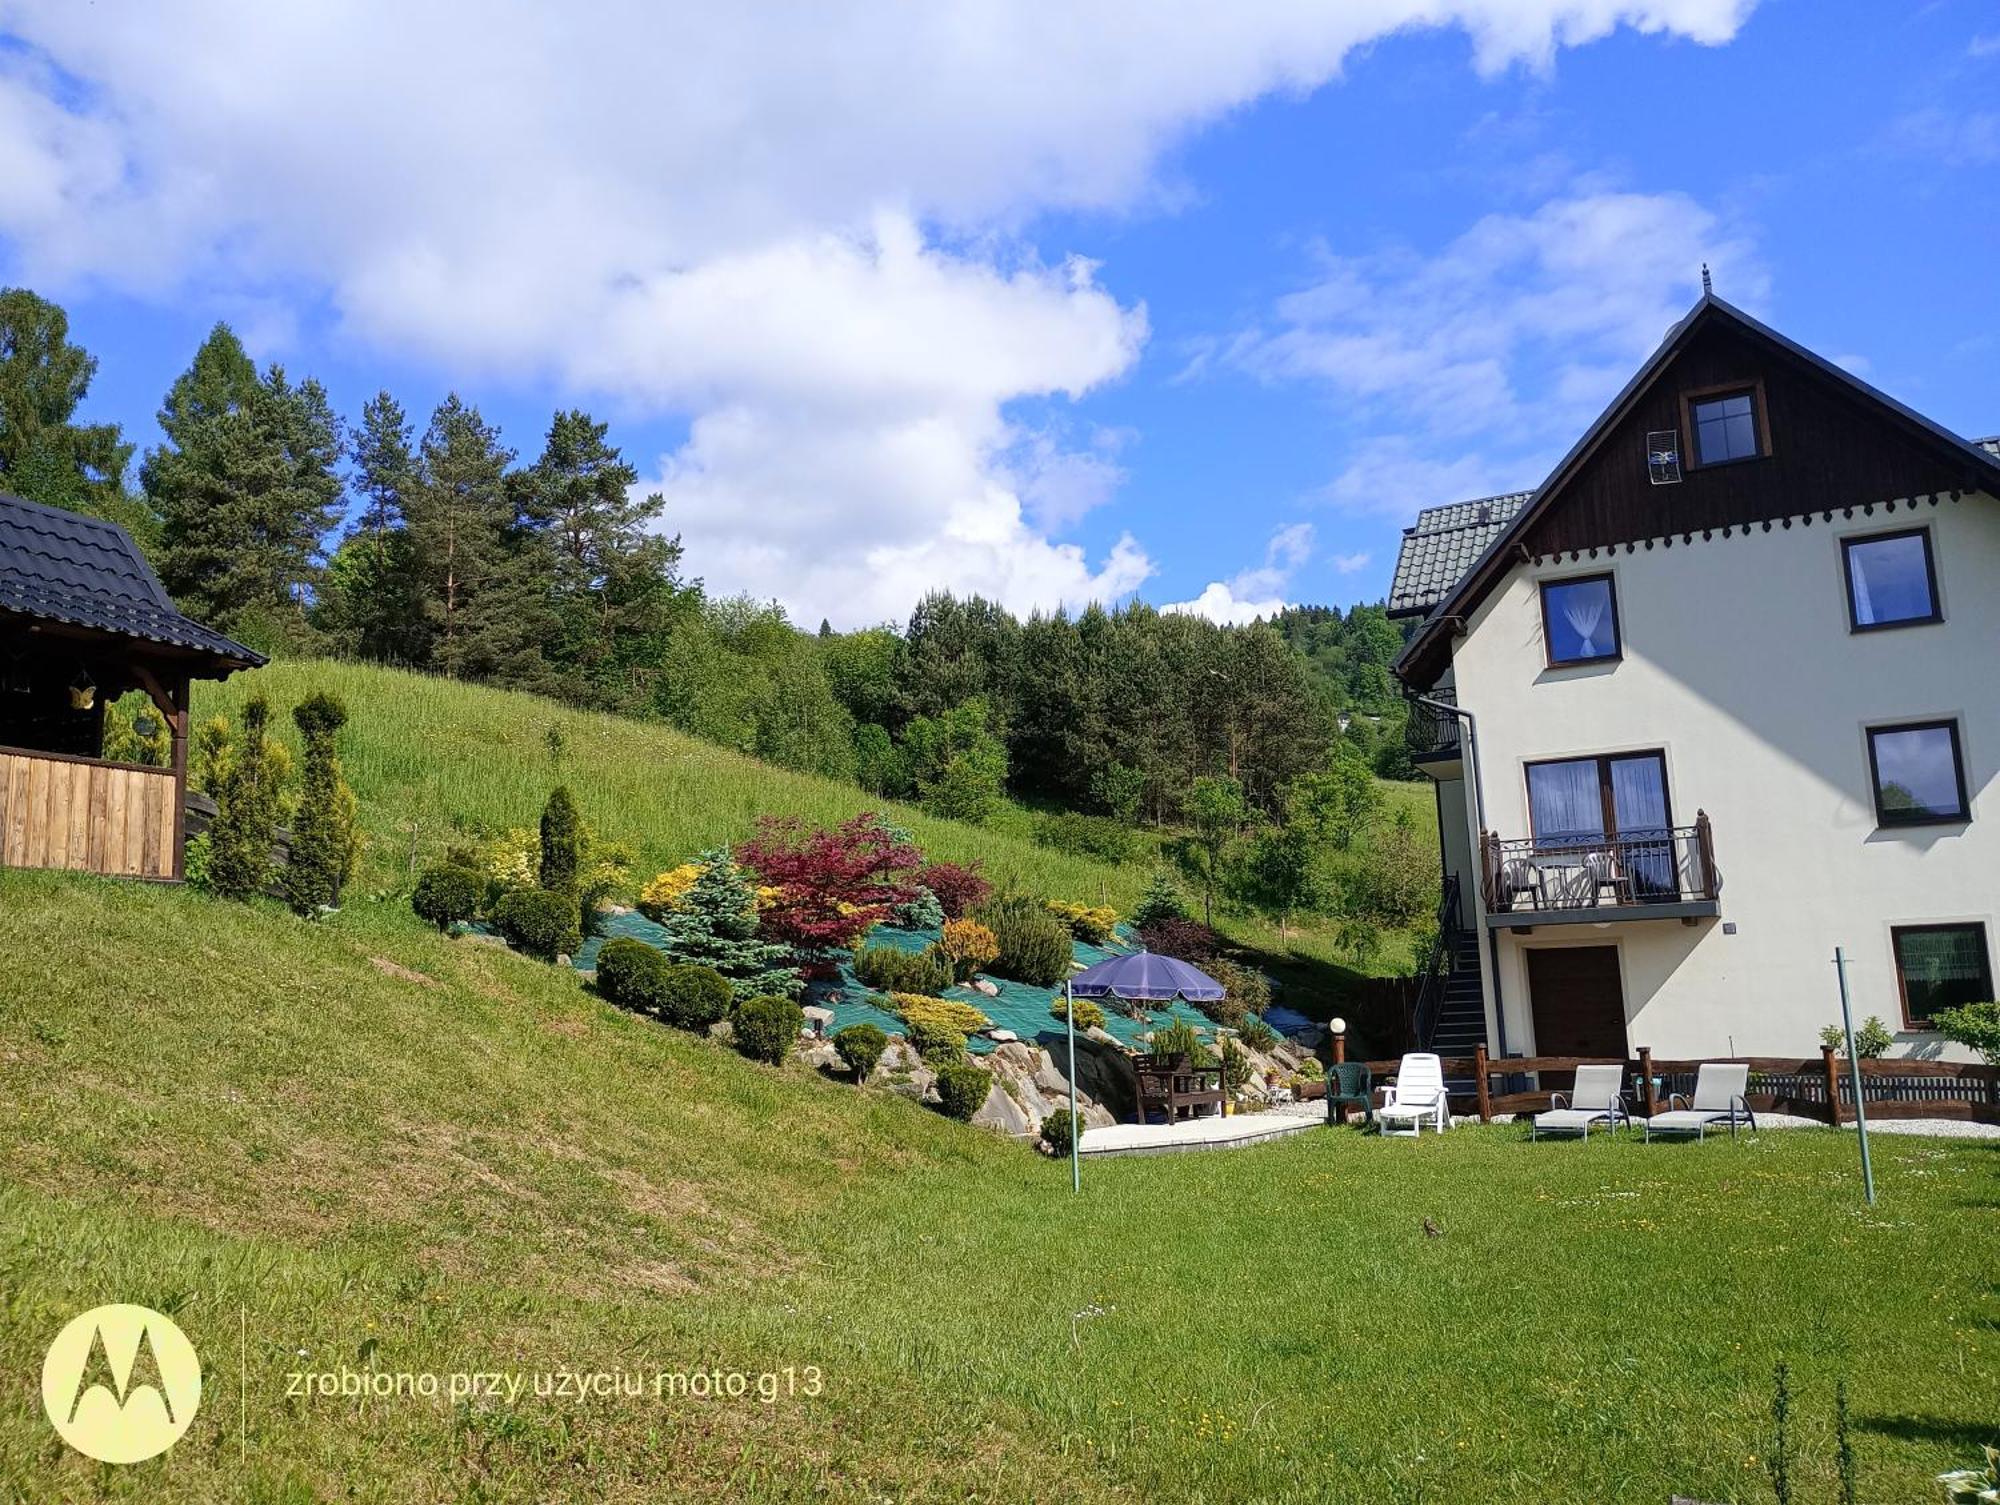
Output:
1465 1111 2000 1139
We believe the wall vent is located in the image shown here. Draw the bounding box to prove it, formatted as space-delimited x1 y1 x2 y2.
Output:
1647 430 1683 486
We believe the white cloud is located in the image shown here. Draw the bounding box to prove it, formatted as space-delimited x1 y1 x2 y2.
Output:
0 1 1757 624
1970 34 2000 59
1887 108 2000 169
1166 522 1315 623
1331 551 1372 574
1228 188 1763 521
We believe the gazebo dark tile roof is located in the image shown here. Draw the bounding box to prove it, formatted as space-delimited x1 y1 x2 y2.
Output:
0 492 265 668
1979 435 1998 458
1386 490 1531 618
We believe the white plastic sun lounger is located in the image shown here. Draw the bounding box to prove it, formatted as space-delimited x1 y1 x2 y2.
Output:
1643 1062 1754 1141
1531 1064 1628 1140
1377 1052 1450 1136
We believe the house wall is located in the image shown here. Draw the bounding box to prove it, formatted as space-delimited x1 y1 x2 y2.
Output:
1447 490 2000 1061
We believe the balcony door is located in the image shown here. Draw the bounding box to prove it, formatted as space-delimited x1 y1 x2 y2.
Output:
1527 752 1673 899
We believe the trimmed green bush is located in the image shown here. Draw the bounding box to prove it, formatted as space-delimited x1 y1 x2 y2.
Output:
412 863 483 931
853 943 952 996
660 964 733 1032
1240 1015 1278 1052
905 1020 966 1064
1051 994 1105 1032
539 785 581 894
595 938 674 1013
978 895 1073 988
492 888 583 962
833 1023 888 1082
733 994 804 1065
934 1061 990 1121
1041 1109 1084 1157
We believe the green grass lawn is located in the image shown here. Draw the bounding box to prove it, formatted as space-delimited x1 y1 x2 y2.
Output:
3 871 1992 1503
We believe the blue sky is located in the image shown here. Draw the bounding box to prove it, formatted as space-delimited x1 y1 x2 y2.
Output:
3 0 1995 627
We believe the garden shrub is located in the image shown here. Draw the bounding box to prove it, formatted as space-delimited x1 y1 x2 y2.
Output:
833 1022 888 1082
893 993 991 1036
483 827 541 897
660 849 800 999
938 917 999 982
853 943 952 996
412 863 483 931
539 785 582 895
737 812 924 963
933 1061 990 1121
1051 994 1105 1032
1931 1001 2000 1064
1132 872 1189 929
595 938 675 1013
892 886 945 932
638 862 701 920
1046 899 1118 945
1136 917 1223 963
1150 1019 1209 1065
1041 1109 1084 1157
1033 811 1137 865
182 832 213 893
1220 1039 1251 1093
1240 1015 1279 1052
1206 957 1271 1026
1296 1057 1325 1081
1819 1015 1894 1059
282 691 360 915
733 994 804 1064
978 896 1074 987
660 963 734 1031
208 696 289 902
905 1020 967 1064
491 888 583 961
917 859 991 919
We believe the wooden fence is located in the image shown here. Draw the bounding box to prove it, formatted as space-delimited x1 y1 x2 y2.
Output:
1355 1045 2000 1127
0 746 179 881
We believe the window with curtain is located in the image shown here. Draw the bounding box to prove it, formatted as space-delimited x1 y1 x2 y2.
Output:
1892 923 1993 1028
1867 720 1969 826
1843 529 1940 630
1691 390 1761 464
1539 574 1620 666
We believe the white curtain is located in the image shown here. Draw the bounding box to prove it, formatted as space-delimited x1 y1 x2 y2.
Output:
1529 760 1603 845
1563 591 1607 656
1848 548 1876 625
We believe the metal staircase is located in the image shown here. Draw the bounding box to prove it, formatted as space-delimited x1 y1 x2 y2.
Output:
1410 877 1486 1055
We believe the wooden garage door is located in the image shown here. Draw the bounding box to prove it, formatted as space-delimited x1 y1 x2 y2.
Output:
1526 946 1629 1060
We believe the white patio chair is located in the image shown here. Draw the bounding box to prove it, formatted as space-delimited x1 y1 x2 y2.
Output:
1643 1063 1755 1141
1531 1064 1628 1140
1377 1053 1450 1137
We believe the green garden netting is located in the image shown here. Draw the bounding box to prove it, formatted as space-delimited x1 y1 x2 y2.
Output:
575 913 1220 1055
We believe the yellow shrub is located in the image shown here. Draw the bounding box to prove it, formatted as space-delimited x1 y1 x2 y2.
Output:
1046 900 1118 946
638 862 702 919
485 827 540 893
891 994 992 1036
938 918 999 981
1051 994 1106 1032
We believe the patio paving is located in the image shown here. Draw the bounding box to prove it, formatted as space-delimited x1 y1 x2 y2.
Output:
1078 1102 1322 1158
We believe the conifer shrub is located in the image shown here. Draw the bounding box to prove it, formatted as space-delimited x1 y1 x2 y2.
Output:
492 888 582 961
1040 1109 1084 1157
594 938 675 1013
938 917 999 982
891 993 991 1037
1131 873 1189 929
208 696 288 902
1046 899 1118 945
853 943 952 996
661 849 800 999
1051 994 1106 1032
833 1022 888 1082
733 994 804 1065
660 964 733 1032
977 895 1074 987
933 1061 990 1121
904 1021 967 1064
282 691 360 915
412 863 483 931
891 885 946 932
539 785 581 894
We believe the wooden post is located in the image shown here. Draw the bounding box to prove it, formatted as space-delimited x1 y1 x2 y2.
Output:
1332 1031 1347 1065
1821 1042 1845 1126
1473 1044 1492 1123
1637 1046 1658 1119
1694 809 1716 899
132 665 190 882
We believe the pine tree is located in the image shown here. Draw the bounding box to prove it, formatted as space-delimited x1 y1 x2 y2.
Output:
320 392 428 663
208 697 287 901
661 848 799 999
518 409 689 708
143 324 343 638
282 692 360 914
404 395 552 688
0 287 142 536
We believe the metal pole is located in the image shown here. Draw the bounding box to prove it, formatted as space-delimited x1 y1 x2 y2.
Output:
1833 947 1876 1205
1066 980 1081 1195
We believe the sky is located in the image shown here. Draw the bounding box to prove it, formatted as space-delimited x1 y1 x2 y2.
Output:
1 0 1995 630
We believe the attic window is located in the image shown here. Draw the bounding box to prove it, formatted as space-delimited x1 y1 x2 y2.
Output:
1687 386 1765 466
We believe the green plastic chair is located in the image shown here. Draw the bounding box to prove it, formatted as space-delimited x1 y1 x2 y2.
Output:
1326 1061 1373 1127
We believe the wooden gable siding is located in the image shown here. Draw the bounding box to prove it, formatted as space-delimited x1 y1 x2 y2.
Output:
1519 318 1983 560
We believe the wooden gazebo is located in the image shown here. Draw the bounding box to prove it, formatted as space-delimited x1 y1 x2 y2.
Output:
0 492 264 881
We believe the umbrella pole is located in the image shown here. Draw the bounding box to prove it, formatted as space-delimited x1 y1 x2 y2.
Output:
1067 980 1081 1196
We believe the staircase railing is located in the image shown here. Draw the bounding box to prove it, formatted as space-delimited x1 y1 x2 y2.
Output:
1409 875 1462 1050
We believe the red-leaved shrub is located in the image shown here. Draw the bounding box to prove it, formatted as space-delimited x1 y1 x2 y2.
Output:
738 813 923 964
1136 917 1224 963
916 859 992 919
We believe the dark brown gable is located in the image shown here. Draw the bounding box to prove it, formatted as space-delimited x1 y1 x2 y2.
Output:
1521 315 1978 559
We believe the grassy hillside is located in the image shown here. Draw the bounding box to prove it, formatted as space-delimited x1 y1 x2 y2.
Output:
2 871 1994 1502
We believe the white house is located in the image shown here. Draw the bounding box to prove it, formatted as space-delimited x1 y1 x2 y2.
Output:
1388 294 2000 1063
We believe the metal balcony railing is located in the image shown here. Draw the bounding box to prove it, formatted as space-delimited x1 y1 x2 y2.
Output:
1480 813 1720 916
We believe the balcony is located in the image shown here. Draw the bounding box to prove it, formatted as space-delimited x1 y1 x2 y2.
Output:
1478 814 1721 928
1404 688 1462 764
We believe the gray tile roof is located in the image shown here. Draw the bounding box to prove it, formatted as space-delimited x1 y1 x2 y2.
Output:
1978 435 1998 458
0 492 265 668
1386 490 1531 617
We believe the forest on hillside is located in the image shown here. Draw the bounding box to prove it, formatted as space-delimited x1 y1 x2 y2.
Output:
0 287 1420 839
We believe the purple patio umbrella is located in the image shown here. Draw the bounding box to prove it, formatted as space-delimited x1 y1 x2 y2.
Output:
1056 949 1226 1194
